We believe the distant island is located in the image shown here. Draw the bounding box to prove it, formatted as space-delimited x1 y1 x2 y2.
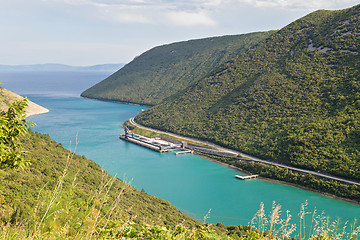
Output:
0 63 124 72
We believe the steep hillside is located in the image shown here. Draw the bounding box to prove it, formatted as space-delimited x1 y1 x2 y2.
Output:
137 5 360 181
81 31 274 106
0 87 49 117
0 130 201 236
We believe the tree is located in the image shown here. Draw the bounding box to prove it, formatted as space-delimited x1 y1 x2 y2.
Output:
0 98 32 169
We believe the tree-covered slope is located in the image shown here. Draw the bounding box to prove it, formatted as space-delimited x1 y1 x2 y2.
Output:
137 5 360 181
81 31 274 106
0 130 200 233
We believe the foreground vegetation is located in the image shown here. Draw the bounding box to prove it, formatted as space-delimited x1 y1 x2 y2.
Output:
81 31 274 106
137 5 360 184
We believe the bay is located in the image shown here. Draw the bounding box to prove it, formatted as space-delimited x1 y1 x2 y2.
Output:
2 71 360 237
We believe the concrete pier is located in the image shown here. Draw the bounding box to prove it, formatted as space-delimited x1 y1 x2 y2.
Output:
120 133 192 155
235 174 258 180
120 134 167 152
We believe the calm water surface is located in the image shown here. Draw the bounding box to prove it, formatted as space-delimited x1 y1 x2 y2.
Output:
2 71 360 236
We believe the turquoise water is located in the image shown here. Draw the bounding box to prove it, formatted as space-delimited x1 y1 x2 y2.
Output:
3 71 360 236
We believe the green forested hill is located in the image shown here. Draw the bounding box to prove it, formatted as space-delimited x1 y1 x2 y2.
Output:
137 5 360 181
81 31 274 106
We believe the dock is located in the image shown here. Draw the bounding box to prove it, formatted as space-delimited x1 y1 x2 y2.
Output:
168 149 193 155
120 132 192 154
235 174 258 180
120 134 167 152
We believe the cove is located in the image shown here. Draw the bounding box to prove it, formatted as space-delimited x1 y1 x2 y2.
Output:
3 71 360 235
28 96 360 226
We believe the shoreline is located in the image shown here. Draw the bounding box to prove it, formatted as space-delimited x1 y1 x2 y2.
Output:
25 100 50 118
26 108 49 118
127 118 360 205
80 96 154 108
129 116 360 186
199 153 360 206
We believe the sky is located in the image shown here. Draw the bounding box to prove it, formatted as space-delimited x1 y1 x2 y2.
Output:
1 0 359 66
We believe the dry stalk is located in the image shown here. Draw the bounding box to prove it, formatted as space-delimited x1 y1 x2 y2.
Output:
88 174 117 239
268 201 281 239
251 202 268 234
35 137 78 234
94 177 132 239
203 208 212 224
279 210 296 239
298 200 310 239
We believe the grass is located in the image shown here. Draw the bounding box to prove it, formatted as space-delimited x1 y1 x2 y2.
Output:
249 201 360 240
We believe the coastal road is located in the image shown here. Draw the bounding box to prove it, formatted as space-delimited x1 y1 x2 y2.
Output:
129 117 360 187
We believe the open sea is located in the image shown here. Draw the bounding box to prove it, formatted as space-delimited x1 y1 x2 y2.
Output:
1 70 360 237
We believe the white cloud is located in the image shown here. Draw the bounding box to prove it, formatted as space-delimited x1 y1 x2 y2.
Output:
45 0 359 27
42 0 220 25
96 4 153 24
225 0 359 11
166 11 217 26
109 13 150 24
2 0 359 65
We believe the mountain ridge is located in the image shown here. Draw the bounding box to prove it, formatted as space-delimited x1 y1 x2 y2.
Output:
81 31 275 106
